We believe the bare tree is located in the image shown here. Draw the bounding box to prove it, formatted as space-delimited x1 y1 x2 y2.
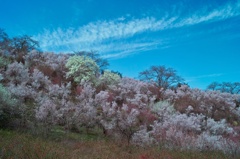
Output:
139 65 184 89
11 35 39 63
11 35 39 53
207 82 219 91
207 82 240 94
0 29 39 63
0 29 10 51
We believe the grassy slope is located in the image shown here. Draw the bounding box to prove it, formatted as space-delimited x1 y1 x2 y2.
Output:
0 129 229 159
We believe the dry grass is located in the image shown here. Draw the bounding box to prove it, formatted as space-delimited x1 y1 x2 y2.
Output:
0 129 231 159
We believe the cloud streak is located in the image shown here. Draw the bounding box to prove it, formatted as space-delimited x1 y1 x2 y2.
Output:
184 73 224 84
100 41 161 59
34 1 240 58
187 73 224 80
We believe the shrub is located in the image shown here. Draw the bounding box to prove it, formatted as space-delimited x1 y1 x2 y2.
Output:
0 84 18 128
0 56 11 70
99 70 121 85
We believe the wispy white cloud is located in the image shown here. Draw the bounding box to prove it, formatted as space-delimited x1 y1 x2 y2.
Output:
175 2 240 27
100 41 161 59
186 71 240 83
185 73 224 83
35 17 154 47
187 73 224 79
34 1 240 58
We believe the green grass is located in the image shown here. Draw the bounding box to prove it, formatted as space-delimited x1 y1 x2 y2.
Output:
0 129 70 159
0 129 234 159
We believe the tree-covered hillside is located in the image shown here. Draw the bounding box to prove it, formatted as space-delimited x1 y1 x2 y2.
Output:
1 30 240 158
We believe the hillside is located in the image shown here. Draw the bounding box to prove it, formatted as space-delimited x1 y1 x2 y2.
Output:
0 31 240 158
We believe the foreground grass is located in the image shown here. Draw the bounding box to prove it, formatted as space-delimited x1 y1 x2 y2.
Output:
0 129 231 159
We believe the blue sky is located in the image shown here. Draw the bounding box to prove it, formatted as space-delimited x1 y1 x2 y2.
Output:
1 0 240 89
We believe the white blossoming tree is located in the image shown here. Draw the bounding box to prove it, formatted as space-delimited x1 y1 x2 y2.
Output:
66 55 99 84
99 70 121 86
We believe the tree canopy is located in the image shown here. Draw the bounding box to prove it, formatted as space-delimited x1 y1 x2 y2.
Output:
139 65 184 89
66 55 99 83
207 82 240 94
73 51 109 71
